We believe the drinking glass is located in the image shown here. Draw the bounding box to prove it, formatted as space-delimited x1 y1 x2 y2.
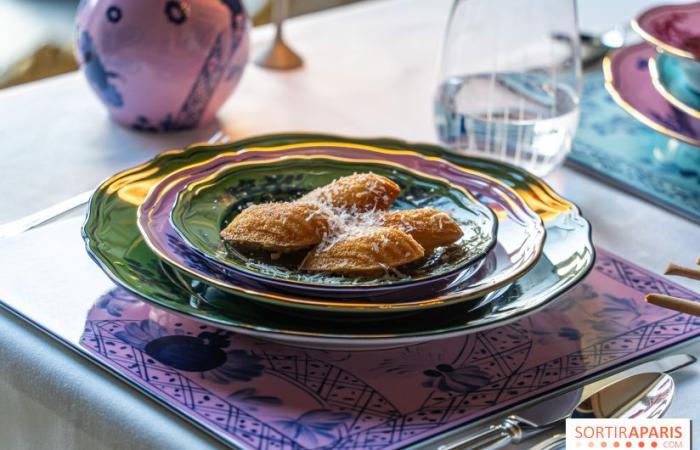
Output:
434 0 582 176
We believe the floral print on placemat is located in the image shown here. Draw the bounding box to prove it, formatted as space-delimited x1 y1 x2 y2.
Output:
570 72 700 223
80 248 700 450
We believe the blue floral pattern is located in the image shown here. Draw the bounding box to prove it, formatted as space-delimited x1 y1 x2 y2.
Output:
79 250 700 450
96 288 138 317
422 364 491 394
570 72 700 223
227 388 281 411
275 410 351 447
586 294 647 334
77 30 123 107
114 319 264 382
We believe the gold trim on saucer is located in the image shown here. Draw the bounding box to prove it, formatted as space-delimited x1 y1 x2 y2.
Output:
648 56 700 119
155 154 497 289
631 15 699 62
137 149 546 313
186 154 481 203
603 52 700 147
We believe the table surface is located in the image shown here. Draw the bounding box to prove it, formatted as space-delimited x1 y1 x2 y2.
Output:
0 0 699 449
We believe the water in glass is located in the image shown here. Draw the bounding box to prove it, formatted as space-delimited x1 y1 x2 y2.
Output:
434 0 581 176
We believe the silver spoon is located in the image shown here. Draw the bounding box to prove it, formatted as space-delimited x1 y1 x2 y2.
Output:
528 372 675 450
440 369 677 450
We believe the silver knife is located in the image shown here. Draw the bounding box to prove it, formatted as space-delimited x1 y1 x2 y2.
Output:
0 132 231 239
0 190 92 239
435 354 695 450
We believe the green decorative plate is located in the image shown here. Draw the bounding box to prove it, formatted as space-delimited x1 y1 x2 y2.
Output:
146 156 497 301
168 156 496 290
83 134 593 349
137 145 545 312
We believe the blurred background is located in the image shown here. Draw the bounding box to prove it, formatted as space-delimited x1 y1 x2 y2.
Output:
0 0 360 89
0 0 684 90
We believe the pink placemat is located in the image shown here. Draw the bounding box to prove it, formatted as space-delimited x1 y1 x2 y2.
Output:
80 248 700 449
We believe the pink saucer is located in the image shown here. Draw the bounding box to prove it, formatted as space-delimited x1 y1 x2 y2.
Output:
634 1 700 61
604 43 700 146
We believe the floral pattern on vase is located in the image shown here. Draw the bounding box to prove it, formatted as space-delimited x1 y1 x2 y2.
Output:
75 0 250 131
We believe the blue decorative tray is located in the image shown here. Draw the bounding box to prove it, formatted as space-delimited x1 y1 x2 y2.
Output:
569 72 700 224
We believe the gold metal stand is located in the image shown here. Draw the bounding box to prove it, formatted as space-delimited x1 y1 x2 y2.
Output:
255 0 303 70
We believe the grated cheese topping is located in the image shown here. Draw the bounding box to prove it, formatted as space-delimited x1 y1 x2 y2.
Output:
293 176 447 252
298 198 386 252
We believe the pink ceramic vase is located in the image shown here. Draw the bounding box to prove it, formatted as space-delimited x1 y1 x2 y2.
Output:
75 0 250 131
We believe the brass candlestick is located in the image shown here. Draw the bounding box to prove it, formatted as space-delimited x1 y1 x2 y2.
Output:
256 0 303 70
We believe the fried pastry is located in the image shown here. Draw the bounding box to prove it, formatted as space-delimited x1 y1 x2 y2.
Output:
220 202 330 253
300 226 424 276
300 173 400 211
380 207 463 252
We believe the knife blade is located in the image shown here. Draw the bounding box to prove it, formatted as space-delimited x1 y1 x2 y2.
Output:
0 190 92 239
0 132 231 240
435 353 695 450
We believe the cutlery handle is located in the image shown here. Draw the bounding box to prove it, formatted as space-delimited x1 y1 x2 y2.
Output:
0 132 230 240
529 433 566 450
438 416 538 450
0 190 92 239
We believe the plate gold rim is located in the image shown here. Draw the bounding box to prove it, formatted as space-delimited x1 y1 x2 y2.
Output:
648 55 700 119
81 133 593 341
166 153 497 289
603 49 700 147
136 145 545 312
631 7 700 63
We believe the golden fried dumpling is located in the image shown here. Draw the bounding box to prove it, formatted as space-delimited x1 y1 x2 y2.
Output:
220 202 330 253
380 208 463 252
300 173 400 212
300 226 424 276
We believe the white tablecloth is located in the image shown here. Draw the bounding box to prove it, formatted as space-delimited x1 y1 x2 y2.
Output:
0 0 698 448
